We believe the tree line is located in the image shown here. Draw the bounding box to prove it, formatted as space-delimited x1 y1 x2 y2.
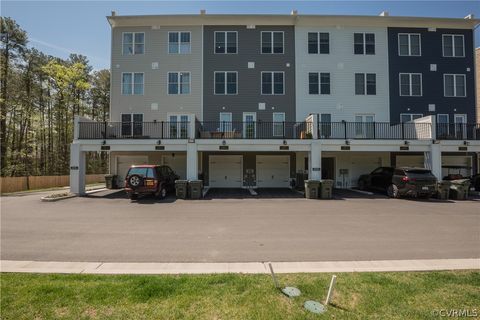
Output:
1 17 110 177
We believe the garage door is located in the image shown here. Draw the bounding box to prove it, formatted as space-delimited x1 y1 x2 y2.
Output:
256 155 290 188
209 155 243 188
116 155 148 186
162 154 187 179
442 156 472 178
396 155 424 168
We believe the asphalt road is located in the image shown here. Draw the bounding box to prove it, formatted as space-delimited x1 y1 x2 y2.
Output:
1 189 479 262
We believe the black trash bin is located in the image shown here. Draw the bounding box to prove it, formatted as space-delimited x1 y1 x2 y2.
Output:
175 180 189 199
105 174 116 189
188 180 203 199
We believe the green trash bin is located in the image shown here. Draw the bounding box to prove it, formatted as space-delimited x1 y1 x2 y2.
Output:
175 180 189 199
437 181 451 200
105 174 114 189
304 180 320 199
320 179 334 199
449 179 470 200
188 180 203 199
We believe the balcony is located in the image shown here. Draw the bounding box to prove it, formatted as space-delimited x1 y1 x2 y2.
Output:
436 123 480 140
77 121 191 139
317 122 432 140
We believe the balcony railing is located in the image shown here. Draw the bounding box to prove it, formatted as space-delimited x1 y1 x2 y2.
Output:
195 121 313 139
436 123 480 140
317 122 432 140
78 121 190 139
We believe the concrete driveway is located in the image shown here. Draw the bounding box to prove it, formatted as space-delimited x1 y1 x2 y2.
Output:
1 189 479 262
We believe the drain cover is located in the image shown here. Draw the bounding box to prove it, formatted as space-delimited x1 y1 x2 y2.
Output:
281 286 301 297
304 300 326 314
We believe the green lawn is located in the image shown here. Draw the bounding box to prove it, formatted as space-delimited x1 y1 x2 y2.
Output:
1 271 479 319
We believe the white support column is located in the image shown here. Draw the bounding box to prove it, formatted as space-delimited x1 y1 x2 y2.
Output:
425 143 442 180
70 143 86 195
309 141 322 180
186 142 198 180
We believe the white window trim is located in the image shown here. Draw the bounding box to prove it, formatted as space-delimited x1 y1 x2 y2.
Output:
354 32 375 55
454 114 467 123
214 31 238 54
442 34 465 58
437 114 449 123
243 112 257 138
260 31 285 54
261 71 285 95
214 71 238 95
121 113 144 136
355 73 376 95
272 112 286 137
121 72 144 96
122 32 145 55
167 71 191 95
443 74 466 97
167 31 191 54
399 73 423 97
400 113 423 122
398 33 421 56
308 32 330 54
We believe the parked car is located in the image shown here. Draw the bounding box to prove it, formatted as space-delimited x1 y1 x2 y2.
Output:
357 167 394 192
124 165 179 200
387 168 438 198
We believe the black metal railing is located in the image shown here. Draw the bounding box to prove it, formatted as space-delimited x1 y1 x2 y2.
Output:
436 123 480 140
317 121 432 140
78 121 190 139
195 121 313 139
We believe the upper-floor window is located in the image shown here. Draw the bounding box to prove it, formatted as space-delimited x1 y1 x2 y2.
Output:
399 73 422 96
442 34 464 57
168 32 191 54
308 72 330 95
261 31 284 54
121 113 143 136
261 72 284 95
214 71 237 95
168 72 190 95
355 73 376 95
122 32 144 55
354 33 375 55
444 74 466 97
215 31 237 54
400 113 423 123
398 33 421 56
122 72 144 95
308 32 329 54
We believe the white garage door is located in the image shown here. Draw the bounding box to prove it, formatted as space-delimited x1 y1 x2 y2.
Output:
442 156 472 178
162 154 187 179
350 156 384 187
396 155 424 168
256 155 290 188
209 155 243 188
116 155 148 186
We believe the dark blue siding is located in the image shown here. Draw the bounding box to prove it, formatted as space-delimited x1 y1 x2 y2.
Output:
387 27 476 124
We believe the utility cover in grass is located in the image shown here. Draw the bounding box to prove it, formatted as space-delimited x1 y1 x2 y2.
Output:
304 300 326 314
281 286 301 297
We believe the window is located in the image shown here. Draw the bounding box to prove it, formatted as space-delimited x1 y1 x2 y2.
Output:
219 113 232 132
168 72 190 95
442 35 464 57
308 72 330 95
214 72 237 95
354 33 375 55
273 113 285 136
169 114 189 138
307 32 329 54
437 114 449 137
261 31 284 54
355 73 376 95
168 32 191 54
398 34 421 56
399 73 422 96
444 74 466 97
243 113 256 138
122 32 144 55
261 72 284 95
121 113 143 136
400 114 423 123
215 31 237 54
319 113 331 138
122 73 144 95
355 114 375 138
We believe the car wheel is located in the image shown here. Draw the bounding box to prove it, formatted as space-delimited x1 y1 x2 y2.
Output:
358 180 366 190
128 174 143 188
387 184 400 199
157 187 167 200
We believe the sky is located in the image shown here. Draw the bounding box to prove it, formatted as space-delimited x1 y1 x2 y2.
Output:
2 0 479 70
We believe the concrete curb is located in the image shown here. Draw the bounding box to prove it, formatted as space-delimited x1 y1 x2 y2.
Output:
1 259 478 275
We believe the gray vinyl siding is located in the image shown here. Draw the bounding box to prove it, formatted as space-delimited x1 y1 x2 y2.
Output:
110 26 202 122
203 26 296 123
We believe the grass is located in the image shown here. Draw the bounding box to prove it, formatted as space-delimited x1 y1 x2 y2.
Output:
1 271 479 319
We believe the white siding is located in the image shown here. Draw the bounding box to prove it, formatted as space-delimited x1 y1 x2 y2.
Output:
295 26 390 122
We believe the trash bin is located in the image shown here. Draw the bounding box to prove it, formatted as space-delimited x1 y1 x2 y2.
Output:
320 179 334 199
105 174 117 189
175 180 189 199
449 179 470 200
436 181 451 200
188 180 203 199
304 180 320 199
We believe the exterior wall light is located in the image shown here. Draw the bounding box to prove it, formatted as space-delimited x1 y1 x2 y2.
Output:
157 140 161 145
222 140 226 145
283 140 288 145
404 141 410 145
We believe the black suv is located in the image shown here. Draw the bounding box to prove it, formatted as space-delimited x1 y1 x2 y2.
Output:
124 165 179 200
